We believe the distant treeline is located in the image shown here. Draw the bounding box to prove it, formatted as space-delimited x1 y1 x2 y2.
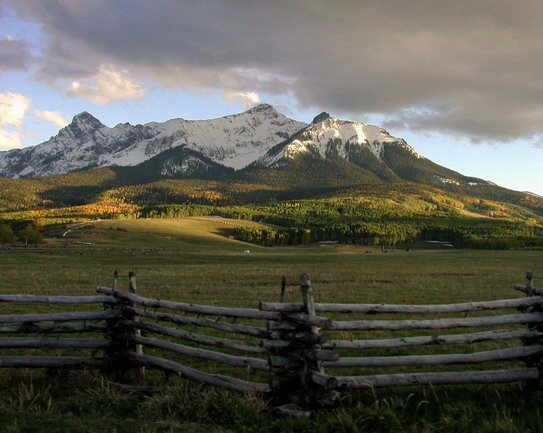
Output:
113 201 543 249
0 221 43 244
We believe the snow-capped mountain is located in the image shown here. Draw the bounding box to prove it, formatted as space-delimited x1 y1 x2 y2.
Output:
0 103 493 192
258 112 421 168
0 104 306 178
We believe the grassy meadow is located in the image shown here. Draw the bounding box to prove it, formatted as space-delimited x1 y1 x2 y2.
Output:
1 217 543 432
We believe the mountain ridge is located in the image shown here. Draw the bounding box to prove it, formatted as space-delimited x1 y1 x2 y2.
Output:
1 103 542 220
0 103 306 178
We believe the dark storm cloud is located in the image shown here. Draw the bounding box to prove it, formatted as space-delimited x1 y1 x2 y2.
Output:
0 37 33 72
4 0 543 142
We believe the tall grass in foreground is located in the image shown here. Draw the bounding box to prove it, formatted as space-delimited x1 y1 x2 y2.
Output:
1 370 542 433
0 247 542 432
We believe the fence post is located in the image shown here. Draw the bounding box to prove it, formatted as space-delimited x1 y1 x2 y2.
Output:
300 274 340 408
267 276 306 411
266 274 338 414
103 270 127 378
128 270 145 377
525 272 534 297
111 269 118 296
519 272 543 389
280 275 287 303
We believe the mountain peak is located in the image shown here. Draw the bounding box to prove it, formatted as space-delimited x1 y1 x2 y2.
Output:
312 112 331 124
70 111 104 130
245 103 276 114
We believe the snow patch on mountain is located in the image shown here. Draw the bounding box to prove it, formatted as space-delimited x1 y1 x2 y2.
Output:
0 104 306 178
435 175 461 186
259 115 421 167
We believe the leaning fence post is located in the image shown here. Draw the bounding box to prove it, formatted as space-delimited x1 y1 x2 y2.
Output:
526 272 534 297
128 270 145 377
300 273 322 373
111 269 118 296
103 270 126 377
266 276 306 409
300 274 340 408
280 275 287 303
265 274 338 414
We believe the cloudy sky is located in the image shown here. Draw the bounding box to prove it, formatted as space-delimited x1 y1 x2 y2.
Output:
1 0 542 194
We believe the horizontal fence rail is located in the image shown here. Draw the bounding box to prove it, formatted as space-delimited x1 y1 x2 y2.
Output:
124 306 269 338
326 313 543 331
261 296 543 314
0 311 120 324
123 319 266 354
261 272 543 411
1 270 542 414
96 286 279 320
322 328 543 349
329 368 541 389
0 294 117 305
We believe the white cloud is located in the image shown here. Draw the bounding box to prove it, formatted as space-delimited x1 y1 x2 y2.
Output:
222 91 261 108
531 136 543 149
0 129 23 149
0 91 31 150
0 91 31 128
34 110 69 128
8 1 543 143
69 65 144 104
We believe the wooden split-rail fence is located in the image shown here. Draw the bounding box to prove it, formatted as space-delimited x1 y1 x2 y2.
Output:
0 271 542 414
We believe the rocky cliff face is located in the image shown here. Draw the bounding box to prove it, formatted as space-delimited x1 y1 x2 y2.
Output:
257 113 421 168
0 104 306 178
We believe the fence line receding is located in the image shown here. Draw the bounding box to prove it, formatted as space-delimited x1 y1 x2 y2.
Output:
0 271 541 414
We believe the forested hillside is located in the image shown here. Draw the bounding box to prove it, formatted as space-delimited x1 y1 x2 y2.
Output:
1 152 543 249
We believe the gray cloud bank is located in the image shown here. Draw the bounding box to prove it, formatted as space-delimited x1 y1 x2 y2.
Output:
3 0 543 143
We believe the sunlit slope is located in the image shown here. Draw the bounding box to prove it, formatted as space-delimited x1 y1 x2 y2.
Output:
58 217 267 251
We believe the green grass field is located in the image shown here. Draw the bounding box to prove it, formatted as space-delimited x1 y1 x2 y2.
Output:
1 218 543 432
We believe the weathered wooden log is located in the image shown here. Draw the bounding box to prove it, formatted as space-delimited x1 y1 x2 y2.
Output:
130 335 268 371
515 285 543 296
305 350 340 362
328 313 543 331
127 270 144 376
268 355 304 370
0 310 120 324
284 312 332 329
261 339 291 350
0 355 105 368
301 274 316 322
322 328 543 350
0 322 107 334
124 320 265 354
260 302 304 313
334 368 540 389
0 294 117 305
125 306 268 338
97 287 279 320
262 297 543 314
309 371 339 390
273 403 311 419
106 382 164 395
267 330 327 344
268 350 339 364
324 345 543 368
322 297 543 313
300 273 325 380
125 352 270 394
267 321 298 331
0 337 111 349
279 275 287 303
